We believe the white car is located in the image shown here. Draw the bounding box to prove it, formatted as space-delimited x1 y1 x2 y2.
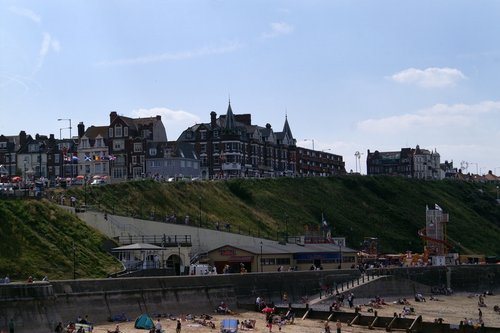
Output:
90 179 106 186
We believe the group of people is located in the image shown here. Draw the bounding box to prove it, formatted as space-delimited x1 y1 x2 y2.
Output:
323 319 342 333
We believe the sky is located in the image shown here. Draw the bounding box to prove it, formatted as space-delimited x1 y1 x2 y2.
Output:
1 1 500 175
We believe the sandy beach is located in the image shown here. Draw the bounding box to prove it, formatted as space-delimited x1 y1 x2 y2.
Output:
91 293 500 333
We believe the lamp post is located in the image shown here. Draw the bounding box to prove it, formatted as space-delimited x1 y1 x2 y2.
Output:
284 213 288 243
57 118 72 139
260 241 263 272
199 196 202 227
73 240 76 279
304 139 315 151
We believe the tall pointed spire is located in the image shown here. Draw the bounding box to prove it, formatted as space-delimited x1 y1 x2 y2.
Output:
225 99 236 130
282 113 294 140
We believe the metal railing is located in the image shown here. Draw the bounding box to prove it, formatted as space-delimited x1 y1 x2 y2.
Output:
116 234 192 246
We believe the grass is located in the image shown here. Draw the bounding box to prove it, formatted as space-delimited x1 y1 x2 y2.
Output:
1 176 499 279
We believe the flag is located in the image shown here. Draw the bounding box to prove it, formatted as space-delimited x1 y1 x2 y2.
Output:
84 154 92 161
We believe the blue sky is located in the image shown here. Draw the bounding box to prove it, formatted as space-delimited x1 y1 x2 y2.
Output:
1 1 500 175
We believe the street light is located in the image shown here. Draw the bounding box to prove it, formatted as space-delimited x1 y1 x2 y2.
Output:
284 213 288 243
73 240 76 279
260 241 263 272
57 118 72 139
304 139 315 151
199 196 202 227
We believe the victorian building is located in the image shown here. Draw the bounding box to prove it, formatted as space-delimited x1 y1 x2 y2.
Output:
366 145 442 180
177 102 297 179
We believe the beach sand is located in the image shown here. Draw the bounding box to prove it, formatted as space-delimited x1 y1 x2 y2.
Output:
92 293 500 333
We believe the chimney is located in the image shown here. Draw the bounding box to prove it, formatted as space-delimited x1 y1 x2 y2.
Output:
78 122 85 138
19 131 27 147
210 111 217 128
156 115 161 120
110 111 118 124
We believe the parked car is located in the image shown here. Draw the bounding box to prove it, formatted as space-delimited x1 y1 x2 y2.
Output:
90 179 106 186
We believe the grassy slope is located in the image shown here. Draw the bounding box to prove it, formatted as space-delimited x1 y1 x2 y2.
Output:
0 199 122 280
66 176 500 255
1 176 499 280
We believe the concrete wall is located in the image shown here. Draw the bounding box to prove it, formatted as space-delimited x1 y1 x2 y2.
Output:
1 262 499 332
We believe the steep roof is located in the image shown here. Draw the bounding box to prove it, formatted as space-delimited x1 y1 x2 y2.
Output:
282 115 294 140
224 101 236 130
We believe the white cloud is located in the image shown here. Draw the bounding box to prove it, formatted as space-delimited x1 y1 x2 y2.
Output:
262 22 294 38
96 42 242 66
130 107 201 140
9 6 41 23
35 33 61 72
357 101 500 133
390 67 466 88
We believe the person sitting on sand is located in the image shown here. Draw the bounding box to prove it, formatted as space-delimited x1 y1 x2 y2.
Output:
107 324 121 333
478 295 486 307
415 293 426 302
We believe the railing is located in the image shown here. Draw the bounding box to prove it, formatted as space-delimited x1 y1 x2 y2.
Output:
116 234 191 246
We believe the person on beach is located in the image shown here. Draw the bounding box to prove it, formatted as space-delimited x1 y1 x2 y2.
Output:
155 319 162 333
336 319 342 333
324 321 331 333
267 315 273 332
176 319 181 333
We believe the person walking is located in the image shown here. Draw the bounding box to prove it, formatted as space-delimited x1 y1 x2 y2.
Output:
336 319 342 333
176 319 181 333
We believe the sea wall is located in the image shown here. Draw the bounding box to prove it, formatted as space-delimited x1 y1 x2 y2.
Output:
1 265 498 333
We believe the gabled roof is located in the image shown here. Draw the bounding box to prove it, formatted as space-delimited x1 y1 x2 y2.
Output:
83 126 108 140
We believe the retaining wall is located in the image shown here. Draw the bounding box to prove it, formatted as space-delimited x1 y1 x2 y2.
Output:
1 265 499 333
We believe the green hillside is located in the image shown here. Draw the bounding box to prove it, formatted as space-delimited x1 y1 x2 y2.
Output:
65 176 499 255
0 199 122 280
1 176 499 280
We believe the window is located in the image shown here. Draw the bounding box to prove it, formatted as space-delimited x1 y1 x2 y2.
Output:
115 124 122 137
133 143 142 152
200 131 207 140
276 258 291 265
123 127 128 137
81 139 90 148
113 140 124 151
132 156 137 164
200 144 206 153
149 148 157 156
95 138 104 147
108 128 113 138
0 142 7 148
213 130 219 138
